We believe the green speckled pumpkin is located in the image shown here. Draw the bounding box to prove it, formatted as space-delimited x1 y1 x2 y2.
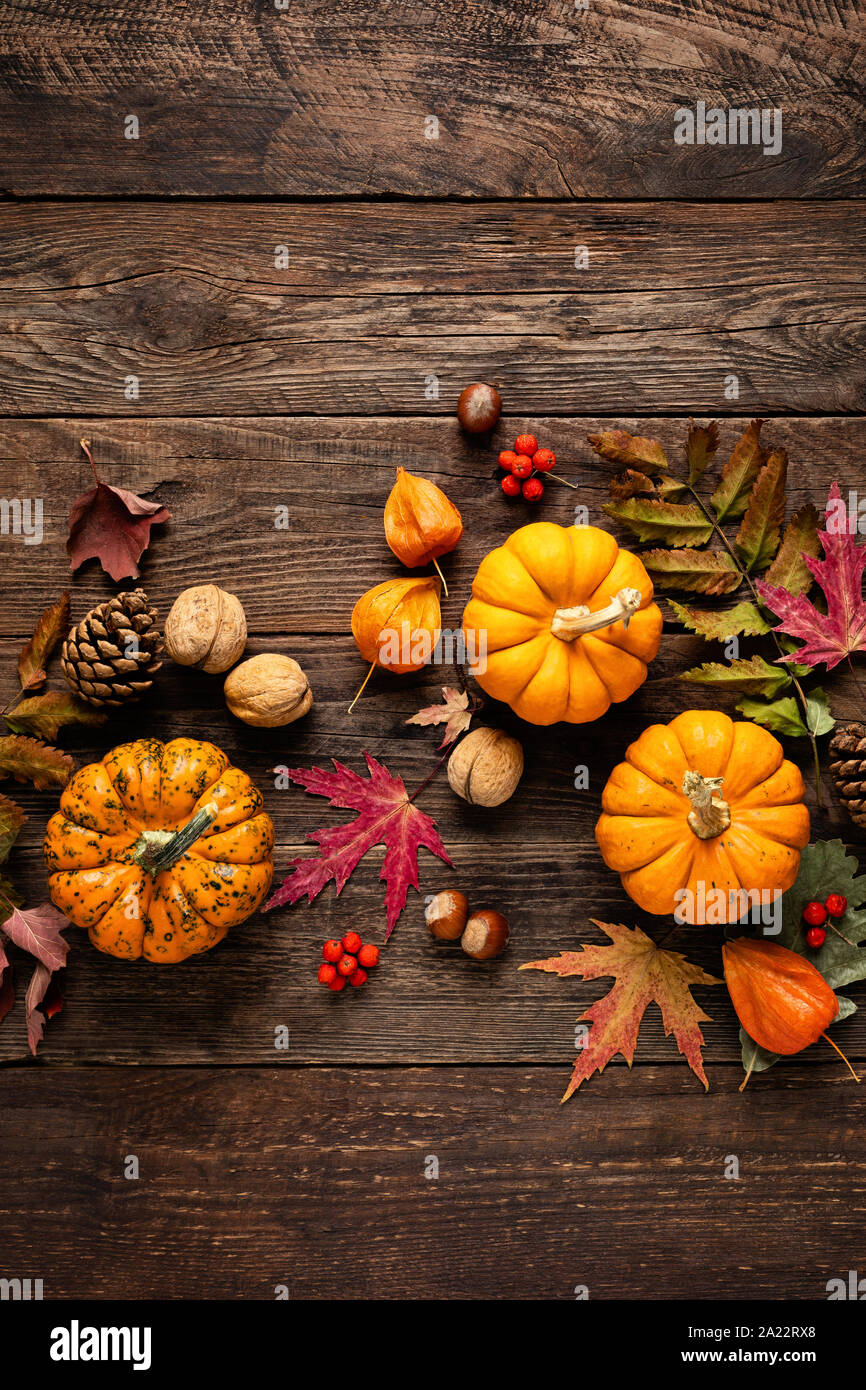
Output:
43 738 274 963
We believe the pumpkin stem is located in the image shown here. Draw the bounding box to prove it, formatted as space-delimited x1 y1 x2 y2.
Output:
133 801 218 876
821 1031 861 1082
550 587 642 642
432 556 449 597
682 771 731 839
348 660 377 714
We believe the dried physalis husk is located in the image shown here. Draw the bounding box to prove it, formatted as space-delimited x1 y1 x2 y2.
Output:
224 653 312 727
164 584 247 673
384 468 463 593
447 727 523 807
348 575 441 712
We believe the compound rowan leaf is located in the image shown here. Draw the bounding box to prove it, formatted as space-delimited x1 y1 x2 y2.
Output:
406 687 474 748
587 429 668 475
263 752 452 938
17 592 70 691
0 736 74 790
756 483 866 670
641 548 740 595
680 654 791 698
710 419 766 520
733 449 788 572
521 920 721 1099
685 419 720 485
667 599 770 640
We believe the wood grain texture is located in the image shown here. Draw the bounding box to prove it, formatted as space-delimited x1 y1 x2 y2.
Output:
0 203 862 416
1 1065 864 1300
0 1 862 198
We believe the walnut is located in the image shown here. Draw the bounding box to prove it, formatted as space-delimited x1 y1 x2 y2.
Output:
224 653 313 727
447 727 523 807
164 584 247 673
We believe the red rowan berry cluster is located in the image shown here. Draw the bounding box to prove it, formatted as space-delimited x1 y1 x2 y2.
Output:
318 932 380 991
497 432 556 502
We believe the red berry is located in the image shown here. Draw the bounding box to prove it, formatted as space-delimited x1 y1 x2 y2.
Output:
826 893 848 918
522 477 544 502
358 943 379 969
348 967 368 988
328 975 347 992
514 434 538 457
341 930 363 954
532 448 556 472
322 939 343 963
318 962 337 985
510 454 533 479
802 900 827 927
498 450 518 470
337 953 358 977
805 926 827 949
501 474 521 497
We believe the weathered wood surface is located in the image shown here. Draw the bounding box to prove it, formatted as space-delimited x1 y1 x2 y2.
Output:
2 1065 864 1300
0 415 863 1066
0 1 862 198
0 204 863 416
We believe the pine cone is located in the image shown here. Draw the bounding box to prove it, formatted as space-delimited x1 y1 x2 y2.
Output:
829 722 866 830
62 589 163 707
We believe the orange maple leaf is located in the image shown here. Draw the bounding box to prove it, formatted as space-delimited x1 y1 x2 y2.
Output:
521 920 721 1100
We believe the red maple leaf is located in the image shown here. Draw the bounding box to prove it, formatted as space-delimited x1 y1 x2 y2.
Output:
67 440 170 582
264 753 452 937
756 482 866 669
521 921 721 1100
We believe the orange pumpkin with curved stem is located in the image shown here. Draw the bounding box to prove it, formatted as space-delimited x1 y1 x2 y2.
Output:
461 522 662 725
43 738 274 963
595 711 810 924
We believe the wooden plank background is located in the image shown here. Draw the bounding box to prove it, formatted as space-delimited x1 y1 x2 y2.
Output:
0 0 864 1301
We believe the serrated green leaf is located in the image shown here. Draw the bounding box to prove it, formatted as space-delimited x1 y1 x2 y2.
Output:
642 548 740 595
764 503 821 596
710 419 766 520
681 654 792 697
733 449 788 572
0 794 25 866
739 997 856 1076
0 736 74 790
667 599 770 641
587 429 668 475
603 497 712 547
5 691 107 743
685 419 719 486
734 689 835 738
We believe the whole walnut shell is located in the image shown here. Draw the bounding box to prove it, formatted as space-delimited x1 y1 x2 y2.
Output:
164 584 247 674
447 727 523 807
224 653 313 727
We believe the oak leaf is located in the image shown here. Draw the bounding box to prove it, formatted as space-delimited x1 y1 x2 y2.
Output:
17 592 70 691
0 736 74 790
263 753 452 937
521 921 721 1099
406 686 474 747
756 483 866 670
68 440 170 582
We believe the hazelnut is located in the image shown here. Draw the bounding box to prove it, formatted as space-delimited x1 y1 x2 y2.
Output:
164 584 247 673
461 909 509 961
224 653 313 727
447 727 523 807
425 889 469 940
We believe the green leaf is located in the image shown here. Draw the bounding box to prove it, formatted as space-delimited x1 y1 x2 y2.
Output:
667 599 770 641
587 429 668 475
5 692 107 743
680 654 792 697
603 497 712 547
764 503 821 596
733 449 788 572
0 794 26 866
710 419 766 520
642 549 740 595
684 419 719 486
738 688 834 739
654 476 689 501
739 997 857 1076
